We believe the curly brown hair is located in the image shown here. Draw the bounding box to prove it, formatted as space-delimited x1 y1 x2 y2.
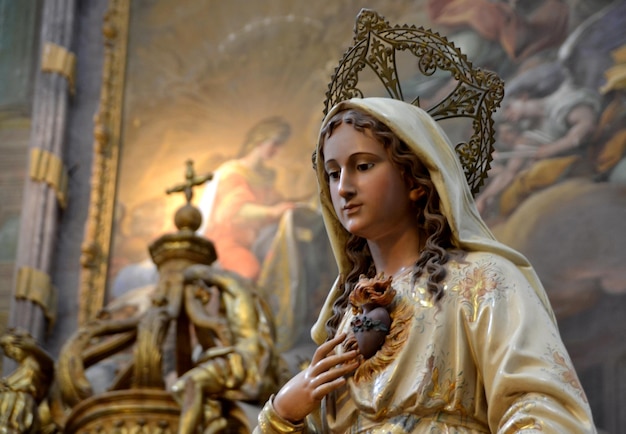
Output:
317 108 464 339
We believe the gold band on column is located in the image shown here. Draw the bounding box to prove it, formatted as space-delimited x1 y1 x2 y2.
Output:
30 147 69 208
41 41 77 95
15 267 58 327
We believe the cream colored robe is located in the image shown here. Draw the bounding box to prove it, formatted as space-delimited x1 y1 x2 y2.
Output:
255 98 596 433
316 252 594 432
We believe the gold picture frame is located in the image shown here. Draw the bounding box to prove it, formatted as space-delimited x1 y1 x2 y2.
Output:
79 0 130 325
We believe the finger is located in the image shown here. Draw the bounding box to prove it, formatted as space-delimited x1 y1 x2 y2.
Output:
312 378 345 400
310 344 358 369
313 358 360 385
312 349 359 373
315 349 359 371
311 371 356 400
310 333 347 364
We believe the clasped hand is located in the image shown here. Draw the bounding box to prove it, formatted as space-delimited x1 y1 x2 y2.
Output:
273 333 361 423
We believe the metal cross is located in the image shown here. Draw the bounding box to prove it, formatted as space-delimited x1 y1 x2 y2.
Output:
166 159 213 204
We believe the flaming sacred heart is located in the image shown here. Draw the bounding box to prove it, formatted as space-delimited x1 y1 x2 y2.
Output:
347 274 396 359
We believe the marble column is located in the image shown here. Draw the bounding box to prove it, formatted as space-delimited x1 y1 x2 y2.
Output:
10 0 77 342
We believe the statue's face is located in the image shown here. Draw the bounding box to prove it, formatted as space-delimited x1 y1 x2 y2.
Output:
323 122 413 241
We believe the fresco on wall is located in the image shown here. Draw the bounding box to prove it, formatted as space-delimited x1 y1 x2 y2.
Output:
109 0 434 351
108 1 626 430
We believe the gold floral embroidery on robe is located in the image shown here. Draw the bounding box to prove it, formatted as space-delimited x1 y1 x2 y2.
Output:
548 347 588 403
450 260 503 322
426 361 470 416
500 399 543 432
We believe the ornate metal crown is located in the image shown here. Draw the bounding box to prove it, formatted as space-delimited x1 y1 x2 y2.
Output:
323 9 504 196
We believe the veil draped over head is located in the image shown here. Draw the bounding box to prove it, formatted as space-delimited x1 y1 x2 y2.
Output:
311 97 555 344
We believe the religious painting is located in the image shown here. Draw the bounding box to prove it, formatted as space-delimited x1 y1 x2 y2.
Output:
85 1 626 430
103 0 437 353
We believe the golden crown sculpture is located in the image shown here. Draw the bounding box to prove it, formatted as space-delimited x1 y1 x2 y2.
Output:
323 9 504 196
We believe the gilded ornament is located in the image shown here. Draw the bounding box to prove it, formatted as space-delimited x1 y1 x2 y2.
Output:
321 9 504 195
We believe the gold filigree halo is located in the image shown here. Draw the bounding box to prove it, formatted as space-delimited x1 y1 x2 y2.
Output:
321 9 504 196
